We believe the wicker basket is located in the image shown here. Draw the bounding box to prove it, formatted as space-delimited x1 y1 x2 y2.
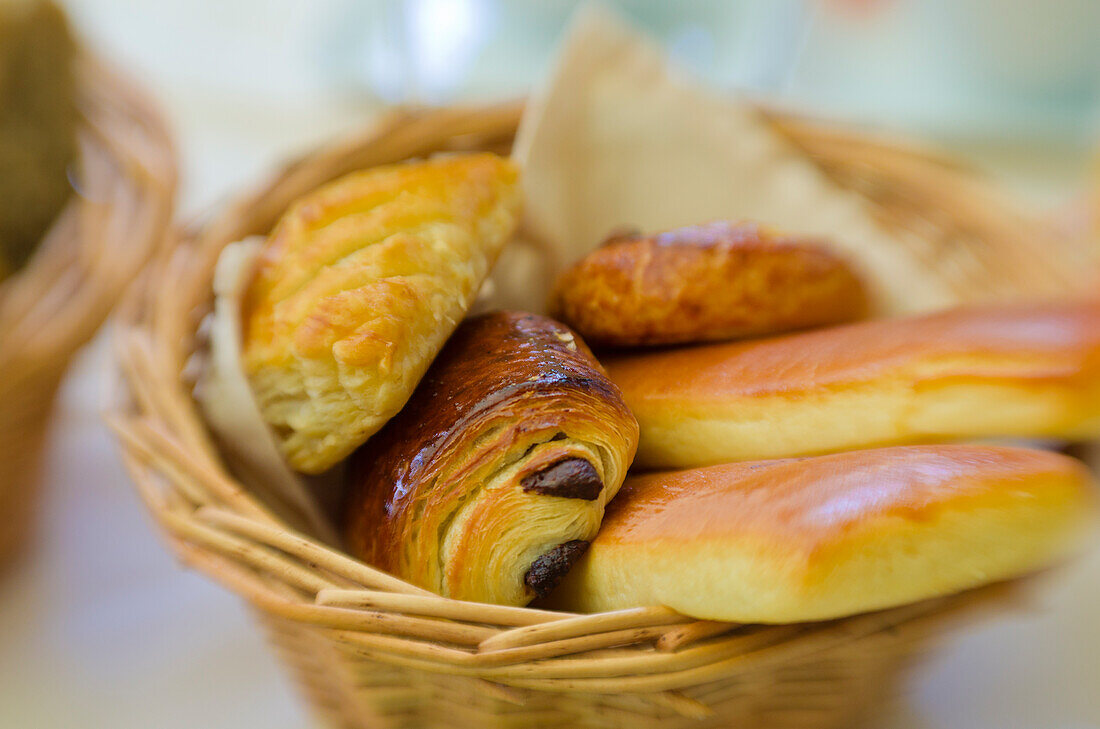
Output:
110 102 1068 729
0 55 176 567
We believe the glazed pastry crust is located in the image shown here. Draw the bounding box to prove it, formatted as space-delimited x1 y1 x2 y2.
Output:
344 312 639 606
549 222 869 346
606 302 1100 469
548 445 1096 622
242 154 521 473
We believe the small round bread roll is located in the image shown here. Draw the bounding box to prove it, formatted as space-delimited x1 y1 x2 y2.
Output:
242 153 521 473
606 302 1100 469
548 445 1096 622
548 221 869 347
343 311 639 606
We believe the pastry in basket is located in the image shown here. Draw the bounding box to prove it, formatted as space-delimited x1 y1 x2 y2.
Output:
548 445 1096 622
0 0 77 278
196 238 338 542
607 302 1100 469
549 221 869 347
343 311 639 606
242 153 521 473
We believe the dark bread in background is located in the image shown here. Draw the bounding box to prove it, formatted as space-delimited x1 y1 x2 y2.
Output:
0 0 77 277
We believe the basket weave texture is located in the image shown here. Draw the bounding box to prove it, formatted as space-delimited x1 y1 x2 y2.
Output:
0 55 176 566
111 103 1055 729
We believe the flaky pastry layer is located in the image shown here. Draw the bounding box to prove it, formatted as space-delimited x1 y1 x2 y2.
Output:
549 221 869 346
242 154 521 473
344 312 639 606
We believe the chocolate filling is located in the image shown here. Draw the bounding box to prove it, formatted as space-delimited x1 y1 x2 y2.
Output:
521 458 603 500
524 540 590 598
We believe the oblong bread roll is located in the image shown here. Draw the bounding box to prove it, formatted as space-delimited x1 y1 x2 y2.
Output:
547 445 1096 622
606 302 1100 469
549 221 869 347
344 311 639 606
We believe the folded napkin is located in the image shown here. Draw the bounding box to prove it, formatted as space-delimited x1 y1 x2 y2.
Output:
495 6 954 316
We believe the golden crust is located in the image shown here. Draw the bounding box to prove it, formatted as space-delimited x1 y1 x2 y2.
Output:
605 302 1100 469
242 154 521 473
548 445 1096 622
549 221 869 346
343 312 639 606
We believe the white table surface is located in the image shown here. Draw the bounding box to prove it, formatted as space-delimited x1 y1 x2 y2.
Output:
2 2 1098 727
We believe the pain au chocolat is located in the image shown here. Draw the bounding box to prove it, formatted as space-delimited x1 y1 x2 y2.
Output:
549 221 869 347
606 302 1100 469
242 154 521 473
343 311 639 606
548 445 1096 622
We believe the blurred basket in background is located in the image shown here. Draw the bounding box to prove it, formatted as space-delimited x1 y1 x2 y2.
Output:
110 102 1081 729
0 54 176 567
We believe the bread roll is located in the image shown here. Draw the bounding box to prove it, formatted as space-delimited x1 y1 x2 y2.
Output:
343 311 639 606
548 445 1096 622
606 302 1100 469
242 154 521 473
549 221 869 346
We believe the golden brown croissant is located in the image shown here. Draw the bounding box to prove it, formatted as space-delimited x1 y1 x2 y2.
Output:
242 153 521 473
196 238 338 543
605 302 1100 469
549 221 869 346
343 311 639 605
548 445 1096 622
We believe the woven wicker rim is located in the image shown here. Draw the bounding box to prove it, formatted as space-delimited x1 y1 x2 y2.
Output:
0 50 175 566
110 102 1028 716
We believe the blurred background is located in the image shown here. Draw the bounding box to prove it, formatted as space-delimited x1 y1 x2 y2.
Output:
2 1 1098 727
60 0 1100 209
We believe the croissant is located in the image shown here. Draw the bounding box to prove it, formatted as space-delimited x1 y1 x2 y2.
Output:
242 153 521 473
548 445 1096 622
606 302 1100 469
549 221 869 346
196 238 338 543
343 311 639 606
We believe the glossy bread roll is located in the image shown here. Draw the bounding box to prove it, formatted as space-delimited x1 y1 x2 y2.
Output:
607 302 1100 469
549 446 1096 622
242 154 521 473
343 312 639 606
549 221 869 346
